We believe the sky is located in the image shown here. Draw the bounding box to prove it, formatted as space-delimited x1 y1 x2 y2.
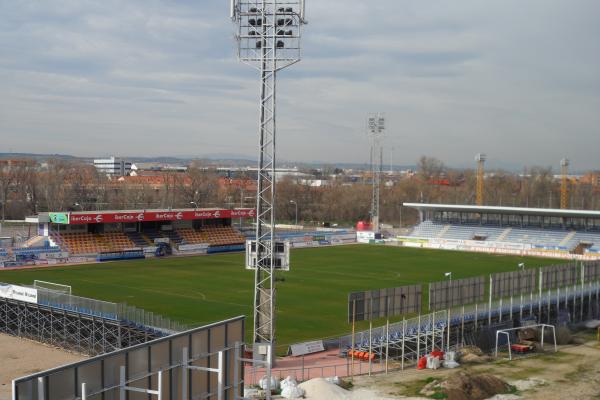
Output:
0 0 599 171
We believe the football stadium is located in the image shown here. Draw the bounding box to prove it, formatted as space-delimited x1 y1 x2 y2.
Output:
3 202 600 395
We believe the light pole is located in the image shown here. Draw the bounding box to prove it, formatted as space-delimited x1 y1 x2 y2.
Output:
368 113 385 232
232 0 307 378
445 272 452 281
518 263 525 271
289 200 298 226
398 203 403 228
190 201 198 210
73 202 83 211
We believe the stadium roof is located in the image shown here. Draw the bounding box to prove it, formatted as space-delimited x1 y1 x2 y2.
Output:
403 203 600 219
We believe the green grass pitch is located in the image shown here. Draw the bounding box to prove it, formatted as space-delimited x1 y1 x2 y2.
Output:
0 245 559 351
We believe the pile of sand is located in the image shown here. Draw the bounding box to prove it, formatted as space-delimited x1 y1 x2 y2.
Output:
298 378 399 400
299 378 349 400
510 377 546 392
458 346 491 364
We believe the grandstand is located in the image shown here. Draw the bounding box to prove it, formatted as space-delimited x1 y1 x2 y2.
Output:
22 208 253 258
403 203 600 257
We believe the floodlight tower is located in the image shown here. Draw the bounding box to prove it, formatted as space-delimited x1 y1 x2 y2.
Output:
231 0 306 368
475 153 486 206
368 114 385 231
561 158 569 209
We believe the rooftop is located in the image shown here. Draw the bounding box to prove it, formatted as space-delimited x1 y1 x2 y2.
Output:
403 203 600 219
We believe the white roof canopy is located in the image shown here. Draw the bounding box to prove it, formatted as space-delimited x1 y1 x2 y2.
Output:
403 203 600 219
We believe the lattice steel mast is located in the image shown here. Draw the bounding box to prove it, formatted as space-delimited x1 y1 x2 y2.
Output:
475 153 486 206
368 114 385 232
231 0 306 357
561 158 569 209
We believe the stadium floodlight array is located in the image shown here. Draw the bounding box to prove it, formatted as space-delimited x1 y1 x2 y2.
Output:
232 0 305 68
231 0 307 384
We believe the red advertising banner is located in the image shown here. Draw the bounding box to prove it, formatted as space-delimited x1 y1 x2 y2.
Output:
68 209 255 225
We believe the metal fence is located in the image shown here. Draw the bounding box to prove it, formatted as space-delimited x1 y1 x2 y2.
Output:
12 316 245 400
348 284 422 322
429 277 486 311
491 269 537 297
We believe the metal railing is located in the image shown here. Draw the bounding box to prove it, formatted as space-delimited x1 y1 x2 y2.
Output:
30 285 188 333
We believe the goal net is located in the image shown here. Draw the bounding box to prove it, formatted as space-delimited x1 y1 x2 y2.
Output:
33 280 72 295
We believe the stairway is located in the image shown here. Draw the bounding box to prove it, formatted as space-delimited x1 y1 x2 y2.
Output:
497 227 512 242
21 235 46 248
437 225 451 238
559 231 577 247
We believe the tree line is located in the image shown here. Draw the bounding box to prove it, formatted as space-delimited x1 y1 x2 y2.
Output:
1 157 598 228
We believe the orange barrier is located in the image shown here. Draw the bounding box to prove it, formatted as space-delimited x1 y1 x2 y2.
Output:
346 350 376 361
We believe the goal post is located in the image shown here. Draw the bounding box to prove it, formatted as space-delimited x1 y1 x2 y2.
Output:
33 280 72 295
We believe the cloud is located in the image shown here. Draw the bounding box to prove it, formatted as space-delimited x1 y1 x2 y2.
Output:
0 0 599 170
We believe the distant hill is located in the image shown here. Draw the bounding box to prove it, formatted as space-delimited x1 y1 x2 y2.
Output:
0 153 78 161
5 152 543 173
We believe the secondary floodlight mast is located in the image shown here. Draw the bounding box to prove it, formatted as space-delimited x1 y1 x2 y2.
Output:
475 153 486 206
560 158 569 209
368 113 385 232
231 0 306 385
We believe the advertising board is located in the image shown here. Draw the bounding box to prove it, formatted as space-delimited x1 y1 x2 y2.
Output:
356 231 375 243
178 244 209 252
67 209 255 225
0 284 38 304
48 213 69 224
289 340 325 356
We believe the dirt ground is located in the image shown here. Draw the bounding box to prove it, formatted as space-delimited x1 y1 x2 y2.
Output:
2 332 600 400
0 334 85 400
351 331 600 399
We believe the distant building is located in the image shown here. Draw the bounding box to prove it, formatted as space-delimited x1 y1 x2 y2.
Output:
0 159 30 168
93 157 132 176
